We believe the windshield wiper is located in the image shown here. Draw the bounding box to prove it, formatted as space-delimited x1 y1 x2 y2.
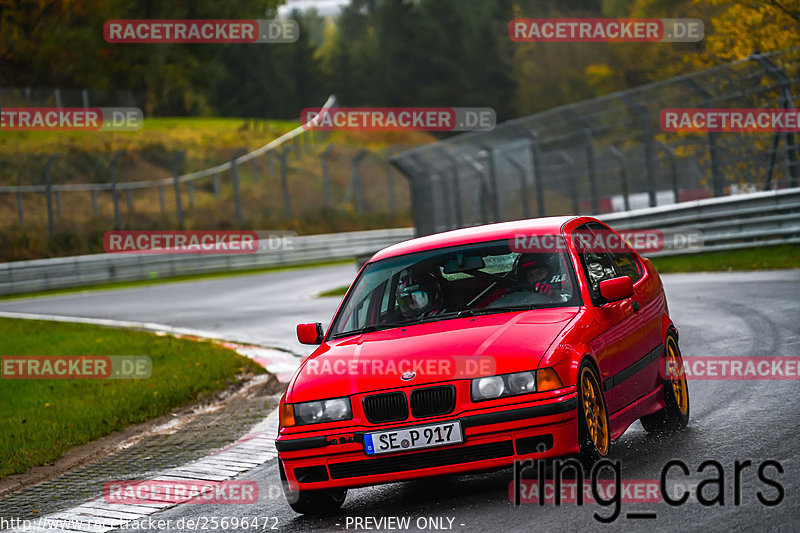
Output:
332 312 468 338
462 305 537 316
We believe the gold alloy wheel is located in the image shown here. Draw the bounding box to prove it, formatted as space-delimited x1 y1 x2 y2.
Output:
666 338 689 415
580 366 609 455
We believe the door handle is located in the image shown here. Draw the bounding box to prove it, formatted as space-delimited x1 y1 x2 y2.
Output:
632 301 640 313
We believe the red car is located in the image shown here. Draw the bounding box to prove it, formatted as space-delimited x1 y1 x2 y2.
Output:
276 216 689 514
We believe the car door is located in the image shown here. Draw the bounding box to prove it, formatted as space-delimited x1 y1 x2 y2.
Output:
573 224 650 415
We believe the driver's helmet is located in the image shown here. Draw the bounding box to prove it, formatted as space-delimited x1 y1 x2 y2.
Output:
395 268 442 319
514 253 557 284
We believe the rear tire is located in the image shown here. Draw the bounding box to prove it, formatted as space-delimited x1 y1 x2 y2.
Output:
641 333 690 433
279 461 346 515
577 361 610 471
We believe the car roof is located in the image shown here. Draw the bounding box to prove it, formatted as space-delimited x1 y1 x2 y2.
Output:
370 216 586 262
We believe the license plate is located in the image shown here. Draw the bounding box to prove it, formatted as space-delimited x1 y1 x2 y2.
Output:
364 421 462 455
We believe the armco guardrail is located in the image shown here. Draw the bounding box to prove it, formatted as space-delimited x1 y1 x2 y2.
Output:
601 187 800 256
0 188 797 296
0 228 414 296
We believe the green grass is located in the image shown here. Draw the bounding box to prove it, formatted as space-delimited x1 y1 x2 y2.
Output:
649 245 800 273
0 318 265 479
0 258 354 302
318 285 350 298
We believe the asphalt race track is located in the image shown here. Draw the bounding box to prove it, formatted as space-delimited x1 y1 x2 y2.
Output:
1 266 798 532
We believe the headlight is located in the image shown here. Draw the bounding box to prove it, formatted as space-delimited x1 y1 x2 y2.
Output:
471 369 561 401
288 397 352 425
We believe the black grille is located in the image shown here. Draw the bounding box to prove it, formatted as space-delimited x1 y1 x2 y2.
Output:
329 440 514 479
410 385 456 418
362 392 408 423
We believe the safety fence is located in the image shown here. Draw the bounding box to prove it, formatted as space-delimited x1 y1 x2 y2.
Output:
1 188 797 295
391 49 800 236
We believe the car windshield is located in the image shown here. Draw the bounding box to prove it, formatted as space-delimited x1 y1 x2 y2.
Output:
329 240 581 339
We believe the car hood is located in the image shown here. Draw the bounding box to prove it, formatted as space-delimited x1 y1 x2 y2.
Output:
287 308 579 403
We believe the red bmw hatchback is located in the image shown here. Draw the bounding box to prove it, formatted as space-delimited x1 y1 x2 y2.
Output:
276 216 689 514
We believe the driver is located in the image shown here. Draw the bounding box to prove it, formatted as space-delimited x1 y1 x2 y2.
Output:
514 253 557 297
395 267 443 320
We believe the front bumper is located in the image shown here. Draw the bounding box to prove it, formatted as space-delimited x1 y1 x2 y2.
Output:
277 392 579 491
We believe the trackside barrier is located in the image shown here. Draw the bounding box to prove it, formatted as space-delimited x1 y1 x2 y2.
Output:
0 188 797 295
0 228 414 295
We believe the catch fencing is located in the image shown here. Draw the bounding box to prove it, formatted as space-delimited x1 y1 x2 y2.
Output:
0 94 413 252
391 49 800 236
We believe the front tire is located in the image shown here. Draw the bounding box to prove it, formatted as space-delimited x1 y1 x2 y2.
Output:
577 361 610 470
279 461 346 515
641 333 690 433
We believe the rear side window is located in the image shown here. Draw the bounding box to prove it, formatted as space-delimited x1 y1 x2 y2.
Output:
584 222 643 283
573 223 643 304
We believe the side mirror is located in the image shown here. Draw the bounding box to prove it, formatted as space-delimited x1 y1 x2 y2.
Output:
297 322 324 345
599 276 634 302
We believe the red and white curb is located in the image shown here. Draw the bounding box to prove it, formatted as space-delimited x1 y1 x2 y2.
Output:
0 311 299 533
9 413 279 533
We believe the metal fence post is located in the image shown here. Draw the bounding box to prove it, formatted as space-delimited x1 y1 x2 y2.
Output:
82 89 90 108
565 111 599 214
55 191 62 218
608 146 630 211
44 155 58 237
91 190 99 216
479 145 501 222
506 154 531 219
657 141 680 203
231 148 246 227
680 79 724 197
280 146 292 219
320 144 334 208
435 147 463 227
385 145 401 214
621 96 658 206
557 152 579 214
172 151 185 227
392 157 431 236
525 130 545 217
351 149 369 214
751 52 799 188
16 192 24 223
110 151 123 229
